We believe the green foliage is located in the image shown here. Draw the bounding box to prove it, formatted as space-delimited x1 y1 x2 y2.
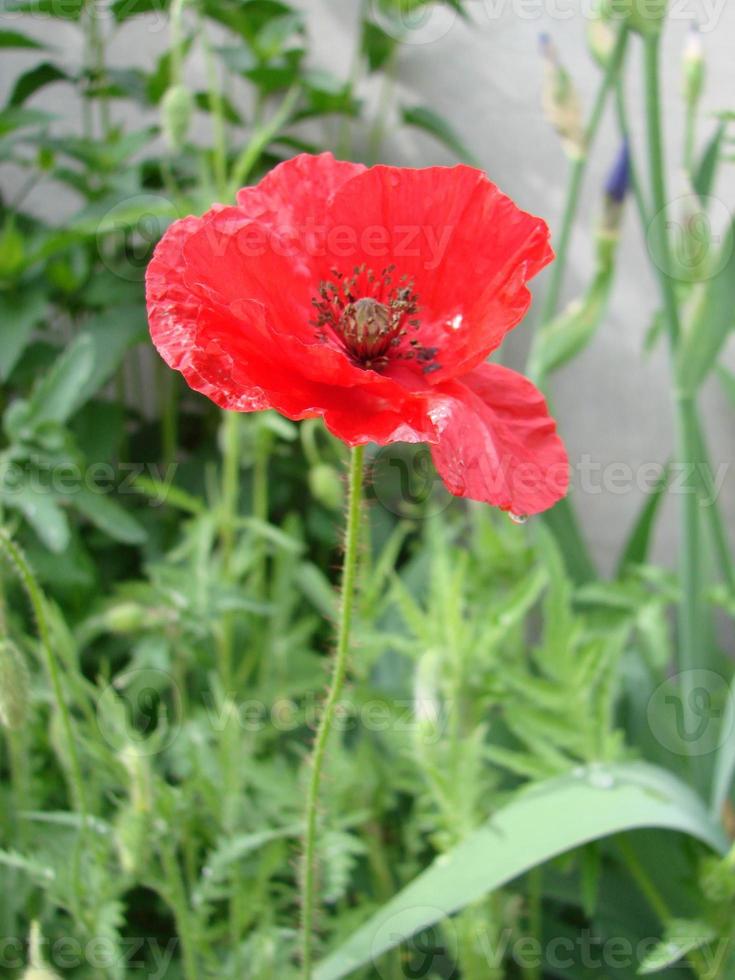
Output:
1 2 734 979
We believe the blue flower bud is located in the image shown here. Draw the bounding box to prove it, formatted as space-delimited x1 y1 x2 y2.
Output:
605 139 631 204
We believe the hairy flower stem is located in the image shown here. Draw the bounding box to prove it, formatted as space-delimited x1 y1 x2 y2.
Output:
301 444 365 978
643 32 703 781
0 530 88 912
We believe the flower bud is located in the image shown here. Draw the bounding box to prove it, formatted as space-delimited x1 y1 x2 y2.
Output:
161 83 194 152
0 638 30 731
587 17 617 68
102 601 149 634
601 139 631 236
308 463 344 511
540 35 586 160
683 25 705 109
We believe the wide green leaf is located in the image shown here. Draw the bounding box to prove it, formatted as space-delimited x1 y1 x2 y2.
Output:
315 762 728 980
72 486 147 546
0 289 46 381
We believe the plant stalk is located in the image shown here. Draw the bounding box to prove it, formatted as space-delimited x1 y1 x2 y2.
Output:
300 444 365 978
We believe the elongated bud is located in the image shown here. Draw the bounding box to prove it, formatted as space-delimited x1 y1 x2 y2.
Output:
0 638 30 730
23 923 60 979
540 35 586 160
161 83 194 152
587 17 616 68
601 140 630 240
683 25 705 109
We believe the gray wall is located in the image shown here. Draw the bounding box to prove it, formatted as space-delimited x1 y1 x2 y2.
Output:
2 0 733 573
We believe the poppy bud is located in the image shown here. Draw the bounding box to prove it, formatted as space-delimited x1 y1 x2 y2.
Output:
102 601 149 634
309 463 344 511
0 638 30 731
540 35 586 160
161 83 194 152
600 0 668 36
682 25 705 109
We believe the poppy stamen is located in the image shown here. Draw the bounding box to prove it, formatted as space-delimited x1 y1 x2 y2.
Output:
311 265 433 372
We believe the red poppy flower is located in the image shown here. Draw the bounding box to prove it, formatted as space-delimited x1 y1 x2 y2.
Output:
146 153 568 514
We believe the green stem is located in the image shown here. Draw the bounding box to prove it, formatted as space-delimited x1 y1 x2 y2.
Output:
0 531 87 815
251 421 271 603
200 19 228 196
643 34 703 771
690 412 735 592
218 410 241 691
367 47 398 164
538 26 629 327
159 840 200 980
300 444 365 979
684 101 697 177
613 77 650 228
616 65 733 596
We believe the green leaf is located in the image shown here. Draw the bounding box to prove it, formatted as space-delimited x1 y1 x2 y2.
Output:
529 249 616 380
401 104 479 165
0 289 46 382
361 20 396 72
71 486 147 546
4 483 71 553
693 121 726 201
8 62 70 107
24 333 96 428
638 918 717 974
716 365 735 407
2 0 84 17
676 219 735 394
0 29 48 49
314 762 727 980
710 673 735 818
542 497 597 584
111 0 171 21
616 464 670 574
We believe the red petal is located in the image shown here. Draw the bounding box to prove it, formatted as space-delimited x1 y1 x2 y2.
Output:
320 164 553 382
146 207 436 445
236 152 366 229
428 363 568 514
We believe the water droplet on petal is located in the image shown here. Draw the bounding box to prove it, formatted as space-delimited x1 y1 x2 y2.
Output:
508 512 528 525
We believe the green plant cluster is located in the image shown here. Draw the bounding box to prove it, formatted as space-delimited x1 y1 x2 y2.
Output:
1 2 734 978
